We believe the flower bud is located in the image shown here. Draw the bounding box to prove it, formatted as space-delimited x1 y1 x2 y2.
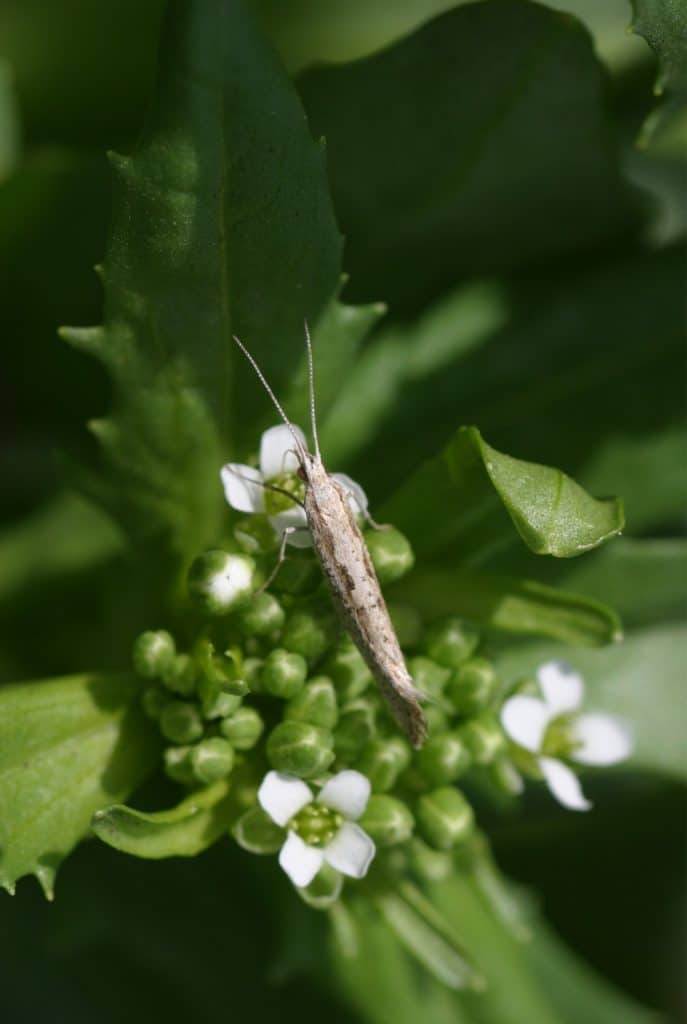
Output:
285 676 339 730
365 527 415 583
161 653 197 697
220 706 264 750
160 700 204 744
408 656 451 701
489 757 525 796
424 617 479 669
190 737 235 784
334 699 377 761
417 787 474 850
408 837 454 882
387 603 423 647
415 731 471 786
266 720 335 778
297 863 343 909
324 636 372 701
241 656 264 693
233 515 280 555
263 648 308 699
195 638 248 697
447 658 496 717
187 550 256 615
424 704 449 734
133 630 176 679
198 677 242 719
163 744 196 785
236 592 285 636
281 606 338 663
232 806 284 854
359 795 414 846
141 682 170 720
458 714 505 765
356 737 411 792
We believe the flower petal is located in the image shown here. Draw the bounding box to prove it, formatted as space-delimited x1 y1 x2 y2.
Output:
324 822 376 879
539 757 591 811
500 695 551 753
332 473 368 515
220 463 264 513
260 424 308 479
536 660 584 714
571 713 633 766
257 771 312 827
268 508 311 548
279 831 324 888
317 770 371 820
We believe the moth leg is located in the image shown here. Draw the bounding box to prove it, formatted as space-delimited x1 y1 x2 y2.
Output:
356 500 392 532
256 526 309 594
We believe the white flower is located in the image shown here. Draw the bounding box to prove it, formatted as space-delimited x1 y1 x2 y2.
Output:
220 424 368 547
257 769 376 888
500 660 632 812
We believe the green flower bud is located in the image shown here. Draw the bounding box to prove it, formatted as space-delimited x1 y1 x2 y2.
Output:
489 756 525 796
241 656 264 693
285 676 339 730
220 706 264 750
458 713 505 765
425 617 479 669
161 653 197 697
190 737 235 784
195 638 248 698
447 658 496 717
141 682 170 720
133 630 176 679
198 677 242 720
233 515 280 555
408 656 451 701
408 837 454 882
424 704 449 735
236 592 285 637
415 731 471 786
163 745 196 785
281 606 338 663
334 699 377 761
267 720 335 778
160 700 204 744
359 795 414 846
263 648 308 699
270 553 321 596
297 863 342 909
356 737 411 792
187 550 256 615
324 636 372 701
232 806 284 854
365 527 415 583
417 787 474 850
387 603 423 647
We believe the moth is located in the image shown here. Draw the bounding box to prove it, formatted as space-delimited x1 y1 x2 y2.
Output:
230 326 427 749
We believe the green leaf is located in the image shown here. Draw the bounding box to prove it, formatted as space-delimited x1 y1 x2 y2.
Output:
338 248 684 537
93 779 237 859
298 1 639 310
0 492 123 607
392 568 622 646
553 537 687 629
495 623 687 780
631 0 687 101
0 672 158 897
382 426 623 563
61 0 352 571
0 60 20 182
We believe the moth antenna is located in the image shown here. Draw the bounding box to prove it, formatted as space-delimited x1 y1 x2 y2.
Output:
233 335 308 459
304 319 321 461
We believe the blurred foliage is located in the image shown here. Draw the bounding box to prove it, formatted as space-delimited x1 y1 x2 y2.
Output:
0 0 684 1022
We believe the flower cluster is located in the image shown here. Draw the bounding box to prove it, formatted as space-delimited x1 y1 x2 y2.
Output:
131 424 632 906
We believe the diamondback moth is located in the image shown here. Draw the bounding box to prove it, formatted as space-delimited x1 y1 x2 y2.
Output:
229 326 428 749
